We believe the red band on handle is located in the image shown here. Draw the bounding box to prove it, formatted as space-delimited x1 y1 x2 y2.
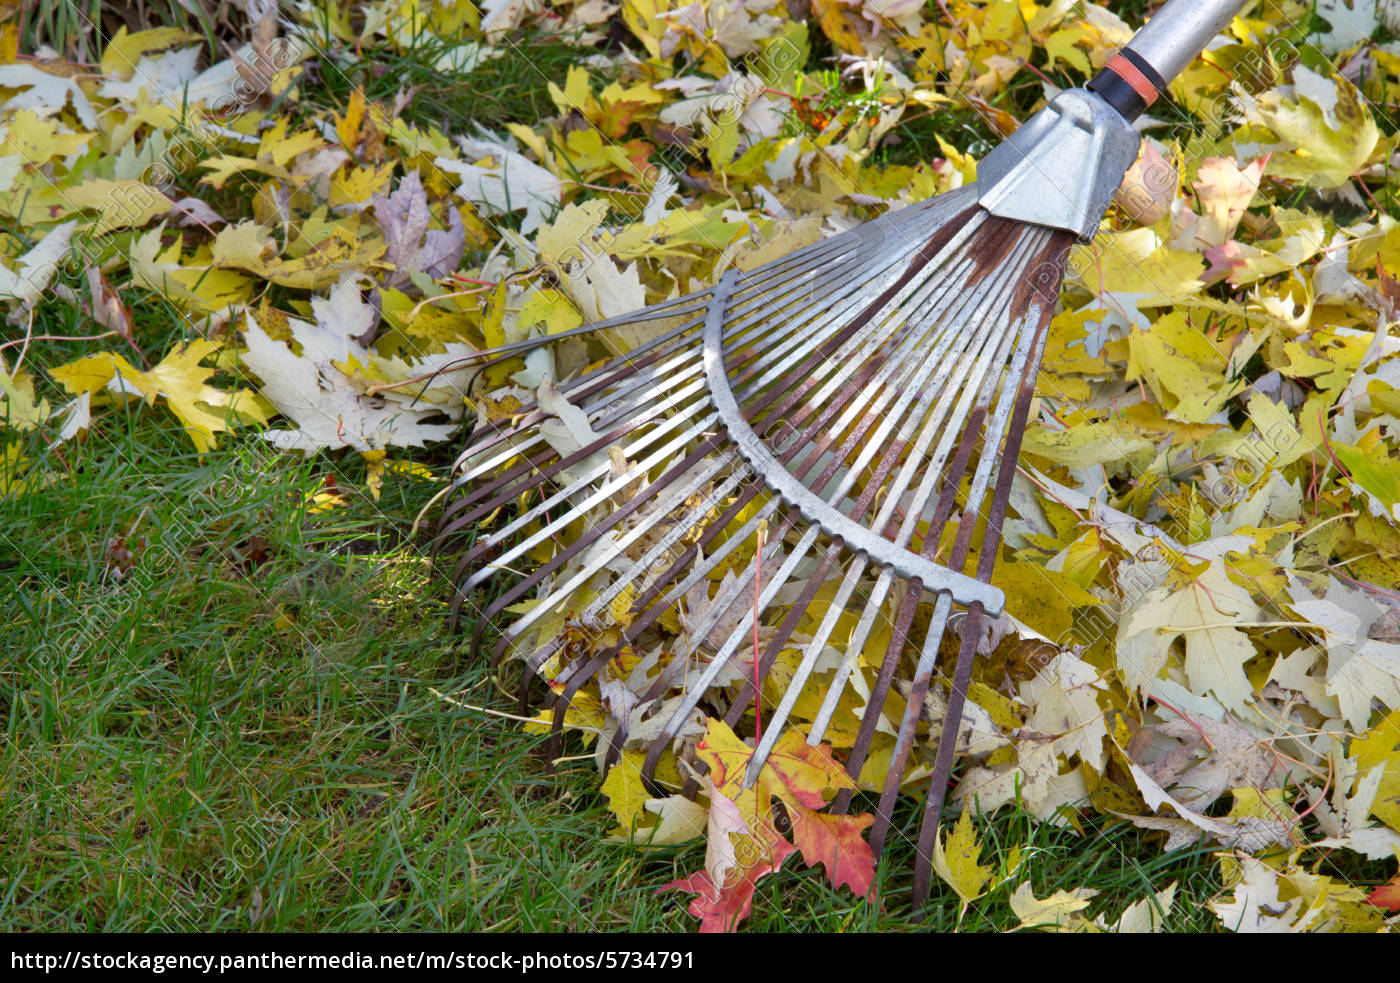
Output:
1106 54 1160 106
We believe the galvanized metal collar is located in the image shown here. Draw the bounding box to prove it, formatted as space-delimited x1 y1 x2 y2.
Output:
975 87 1141 242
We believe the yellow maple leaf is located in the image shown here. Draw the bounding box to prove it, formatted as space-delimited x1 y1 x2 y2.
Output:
128 225 254 313
519 289 584 336
1125 311 1242 423
601 751 651 831
199 154 270 191
49 341 262 454
1042 25 1093 76
99 26 201 77
811 0 867 55
1069 228 1205 305
335 88 367 150
1009 881 1098 931
1249 66 1381 189
0 109 91 167
63 178 172 235
0 441 37 494
618 0 667 58
931 808 993 914
521 685 604 746
0 366 49 430
1116 559 1263 713
212 222 383 291
329 163 397 209
200 121 325 190
1350 710 1400 832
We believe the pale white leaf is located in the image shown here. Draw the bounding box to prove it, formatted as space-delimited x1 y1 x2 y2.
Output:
1211 856 1316 933
438 134 561 235
0 221 76 307
0 64 98 128
1009 882 1098 930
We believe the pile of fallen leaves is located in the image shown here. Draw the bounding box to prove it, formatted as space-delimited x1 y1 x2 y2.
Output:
2 0 1399 931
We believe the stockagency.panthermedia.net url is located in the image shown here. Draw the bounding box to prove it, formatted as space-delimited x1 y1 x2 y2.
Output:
12 950 697 974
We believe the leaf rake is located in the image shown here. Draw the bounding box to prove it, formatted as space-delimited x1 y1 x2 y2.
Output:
434 0 1248 905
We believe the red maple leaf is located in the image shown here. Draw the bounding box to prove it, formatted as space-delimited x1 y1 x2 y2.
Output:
789 804 877 897
1368 874 1400 913
660 838 797 933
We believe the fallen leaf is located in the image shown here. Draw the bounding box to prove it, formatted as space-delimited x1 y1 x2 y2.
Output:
1106 882 1178 933
0 221 75 308
601 751 651 830
1211 856 1315 933
1009 882 1098 930
1246 65 1380 189
931 809 992 914
437 133 561 234
49 340 259 453
1368 874 1400 913
1288 576 1400 731
238 278 459 455
371 170 466 287
787 803 876 896
0 63 98 128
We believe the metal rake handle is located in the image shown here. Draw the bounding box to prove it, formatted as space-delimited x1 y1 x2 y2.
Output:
980 0 1249 239
1129 0 1248 84
701 271 1007 616
1088 0 1249 121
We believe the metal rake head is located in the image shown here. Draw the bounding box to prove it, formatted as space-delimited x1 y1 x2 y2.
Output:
433 182 1075 898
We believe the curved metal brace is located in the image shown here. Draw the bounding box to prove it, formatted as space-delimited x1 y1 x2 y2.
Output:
701 271 1007 616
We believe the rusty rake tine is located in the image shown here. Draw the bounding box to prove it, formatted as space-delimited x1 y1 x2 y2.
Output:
580 467 753 625
483 441 725 653
453 235 919 553
753 230 1045 776
458 409 723 594
445 378 711 557
862 393 1011 839
913 604 985 906
723 547 839 731
869 293 1054 856
443 234 882 491
740 265 1013 775
635 221 995 776
493 450 738 644
639 524 824 784
831 260 1045 824
908 302 1060 891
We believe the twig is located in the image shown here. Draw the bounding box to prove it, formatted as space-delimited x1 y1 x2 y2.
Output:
1 329 118 369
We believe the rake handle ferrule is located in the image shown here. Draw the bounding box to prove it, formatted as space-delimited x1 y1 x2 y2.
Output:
1088 0 1249 121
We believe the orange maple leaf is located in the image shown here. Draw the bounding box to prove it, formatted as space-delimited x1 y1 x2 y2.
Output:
1368 875 1400 913
788 804 878 898
664 719 876 931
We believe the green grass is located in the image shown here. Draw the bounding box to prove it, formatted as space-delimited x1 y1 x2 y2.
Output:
0 414 682 930
17 0 222 65
299 22 593 138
